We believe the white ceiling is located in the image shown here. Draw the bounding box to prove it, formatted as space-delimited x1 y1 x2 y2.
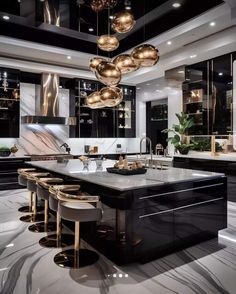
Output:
0 2 235 85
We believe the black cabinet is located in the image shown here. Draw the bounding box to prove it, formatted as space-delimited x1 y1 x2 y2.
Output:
183 52 234 135
146 99 168 151
174 198 226 248
0 157 30 190
0 68 20 138
69 78 136 138
174 156 236 202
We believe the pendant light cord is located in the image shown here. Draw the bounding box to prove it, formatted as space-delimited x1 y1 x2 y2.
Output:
96 11 99 56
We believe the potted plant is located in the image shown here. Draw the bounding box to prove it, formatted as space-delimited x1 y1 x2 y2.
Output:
0 146 11 157
162 112 194 155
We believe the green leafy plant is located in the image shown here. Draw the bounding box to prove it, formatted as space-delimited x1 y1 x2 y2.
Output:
191 138 223 152
162 112 194 154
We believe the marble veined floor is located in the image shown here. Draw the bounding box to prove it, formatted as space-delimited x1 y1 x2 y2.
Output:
0 189 236 294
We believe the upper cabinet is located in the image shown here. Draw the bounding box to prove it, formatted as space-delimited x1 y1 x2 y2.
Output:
0 68 20 138
69 79 136 138
182 52 234 135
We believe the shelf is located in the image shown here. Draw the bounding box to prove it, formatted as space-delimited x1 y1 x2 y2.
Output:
151 118 168 121
187 112 203 115
184 101 202 104
0 87 19 90
185 80 203 84
0 98 19 101
78 88 95 92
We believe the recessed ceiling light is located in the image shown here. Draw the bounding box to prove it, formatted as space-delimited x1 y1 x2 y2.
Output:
59 85 62 88
172 2 181 8
210 22 215 27
2 15 10 20
109 15 114 19
137 87 141 90
190 54 197 59
218 72 223 76
88 27 94 32
67 55 71 60
146 83 150 86
178 70 184 74
167 41 172 45
125 6 131 10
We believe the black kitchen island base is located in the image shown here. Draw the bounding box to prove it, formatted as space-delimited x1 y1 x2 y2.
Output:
80 176 227 265
28 160 227 265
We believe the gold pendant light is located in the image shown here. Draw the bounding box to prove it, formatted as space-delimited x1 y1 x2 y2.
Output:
89 57 107 72
102 0 117 9
97 34 119 52
95 61 121 86
111 10 135 33
100 86 123 107
86 91 104 109
113 54 140 74
131 44 160 67
91 0 105 12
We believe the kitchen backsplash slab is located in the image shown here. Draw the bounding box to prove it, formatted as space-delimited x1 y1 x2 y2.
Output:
0 83 140 156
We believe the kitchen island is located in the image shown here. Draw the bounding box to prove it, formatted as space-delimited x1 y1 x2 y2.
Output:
29 159 227 265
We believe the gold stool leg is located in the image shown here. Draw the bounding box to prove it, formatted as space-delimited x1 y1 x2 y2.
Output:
18 192 34 213
33 192 37 216
28 196 57 233
20 192 44 222
45 200 49 225
74 221 80 268
54 220 99 269
39 212 74 248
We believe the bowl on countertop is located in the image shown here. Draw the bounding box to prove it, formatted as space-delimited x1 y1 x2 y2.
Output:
0 150 11 157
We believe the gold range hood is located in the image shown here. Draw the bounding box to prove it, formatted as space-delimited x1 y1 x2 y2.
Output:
21 73 76 125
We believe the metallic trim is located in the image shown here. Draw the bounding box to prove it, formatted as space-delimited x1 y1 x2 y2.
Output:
139 197 224 219
21 115 77 125
139 182 224 200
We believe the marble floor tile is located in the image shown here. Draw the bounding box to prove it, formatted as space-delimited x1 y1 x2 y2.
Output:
0 189 236 294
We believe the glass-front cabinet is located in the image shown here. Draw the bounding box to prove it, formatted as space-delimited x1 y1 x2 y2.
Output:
69 79 136 138
0 68 20 138
182 52 234 135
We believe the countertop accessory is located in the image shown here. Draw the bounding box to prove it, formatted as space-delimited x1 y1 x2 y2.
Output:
107 167 147 175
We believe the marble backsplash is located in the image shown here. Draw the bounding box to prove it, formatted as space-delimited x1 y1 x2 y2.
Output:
0 83 140 156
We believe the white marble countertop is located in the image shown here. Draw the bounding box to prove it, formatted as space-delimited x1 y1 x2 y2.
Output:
126 155 173 162
174 151 236 162
28 159 224 191
0 155 30 159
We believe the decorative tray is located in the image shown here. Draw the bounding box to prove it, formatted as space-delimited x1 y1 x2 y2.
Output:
106 167 147 175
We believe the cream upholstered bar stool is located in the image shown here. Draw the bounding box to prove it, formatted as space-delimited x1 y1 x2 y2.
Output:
19 172 50 223
28 177 64 233
17 168 40 213
53 187 102 269
38 185 81 248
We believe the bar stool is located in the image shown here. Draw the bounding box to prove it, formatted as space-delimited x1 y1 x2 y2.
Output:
19 172 50 223
53 187 102 268
28 177 64 233
38 185 80 248
18 168 38 213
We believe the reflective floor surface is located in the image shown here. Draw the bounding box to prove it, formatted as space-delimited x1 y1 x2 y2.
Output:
0 189 236 294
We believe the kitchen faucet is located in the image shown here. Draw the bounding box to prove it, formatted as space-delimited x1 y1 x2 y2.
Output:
140 137 153 166
60 143 71 154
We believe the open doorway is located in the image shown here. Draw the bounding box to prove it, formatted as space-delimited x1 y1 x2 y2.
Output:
146 98 168 154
